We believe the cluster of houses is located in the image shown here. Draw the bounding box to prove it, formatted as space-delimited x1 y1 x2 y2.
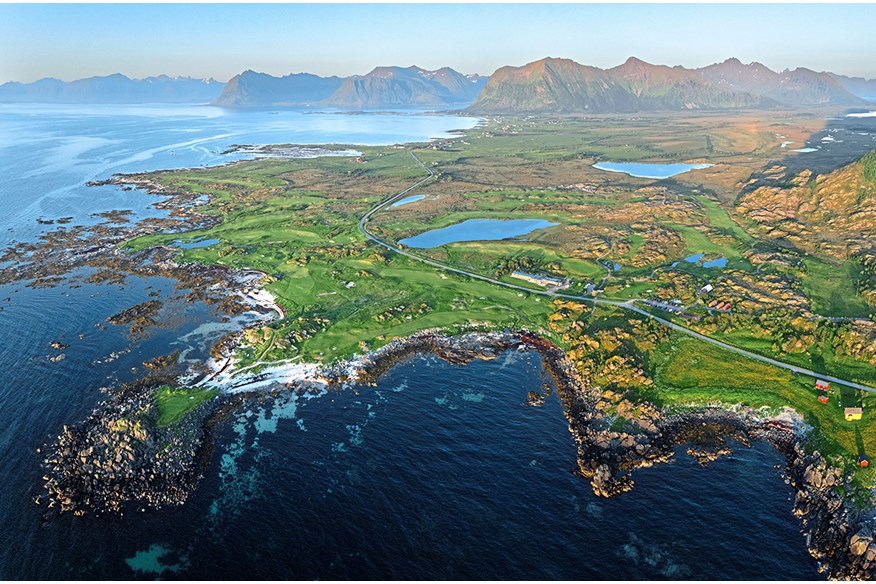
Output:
700 284 731 312
707 299 732 312
816 379 868 466
816 379 864 420
428 140 454 151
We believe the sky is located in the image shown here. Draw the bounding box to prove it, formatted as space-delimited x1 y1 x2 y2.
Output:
1 3 875 83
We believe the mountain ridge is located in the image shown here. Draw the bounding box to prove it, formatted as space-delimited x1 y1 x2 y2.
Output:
1 59 872 109
215 65 487 108
212 70 342 107
0 74 224 104
469 56 867 114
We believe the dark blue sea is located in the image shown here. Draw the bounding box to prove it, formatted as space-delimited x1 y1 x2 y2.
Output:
0 104 828 579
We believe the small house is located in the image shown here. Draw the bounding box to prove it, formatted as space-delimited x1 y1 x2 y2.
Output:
817 395 829 404
844 407 863 421
860 453 870 468
815 379 830 391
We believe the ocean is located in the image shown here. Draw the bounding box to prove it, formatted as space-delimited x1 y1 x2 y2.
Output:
0 104 817 579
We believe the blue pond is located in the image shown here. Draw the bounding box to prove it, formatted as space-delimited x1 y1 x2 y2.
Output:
399 218 557 249
672 254 728 269
703 257 729 268
390 194 426 208
173 238 221 249
593 162 713 179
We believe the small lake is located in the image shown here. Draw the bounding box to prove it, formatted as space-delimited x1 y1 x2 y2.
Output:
390 194 426 208
703 257 729 268
671 253 728 269
592 162 712 179
173 238 220 249
399 218 557 249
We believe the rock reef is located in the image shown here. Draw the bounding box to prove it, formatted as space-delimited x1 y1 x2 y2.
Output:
40 375 213 515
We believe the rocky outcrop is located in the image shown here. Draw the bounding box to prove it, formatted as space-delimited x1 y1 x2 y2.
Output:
549 348 875 580
786 441 876 579
38 329 522 517
40 376 214 515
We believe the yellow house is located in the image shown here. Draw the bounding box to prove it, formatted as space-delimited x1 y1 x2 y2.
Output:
845 407 863 421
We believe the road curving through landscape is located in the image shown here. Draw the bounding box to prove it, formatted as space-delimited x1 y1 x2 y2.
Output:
358 151 876 394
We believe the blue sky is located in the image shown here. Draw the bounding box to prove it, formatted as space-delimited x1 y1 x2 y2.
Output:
1 3 874 83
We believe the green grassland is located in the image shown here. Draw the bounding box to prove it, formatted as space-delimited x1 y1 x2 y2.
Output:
802 256 872 318
574 304 876 489
125 113 875 480
652 334 876 486
154 386 219 428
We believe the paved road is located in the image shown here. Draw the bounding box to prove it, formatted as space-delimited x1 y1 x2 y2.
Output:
359 152 876 394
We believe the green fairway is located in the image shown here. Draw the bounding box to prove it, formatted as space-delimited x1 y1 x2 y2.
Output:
154 386 219 428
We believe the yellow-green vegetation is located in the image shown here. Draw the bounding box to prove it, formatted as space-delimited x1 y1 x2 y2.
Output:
654 336 875 487
548 302 875 486
154 386 219 428
802 256 872 318
124 113 875 480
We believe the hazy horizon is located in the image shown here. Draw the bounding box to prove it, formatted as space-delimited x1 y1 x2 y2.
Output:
1 4 875 84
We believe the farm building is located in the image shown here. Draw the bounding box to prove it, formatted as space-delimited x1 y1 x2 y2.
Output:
845 407 863 421
510 271 570 290
815 379 831 391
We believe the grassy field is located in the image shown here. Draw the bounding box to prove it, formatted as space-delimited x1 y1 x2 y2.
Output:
652 334 875 486
802 256 872 318
154 386 219 428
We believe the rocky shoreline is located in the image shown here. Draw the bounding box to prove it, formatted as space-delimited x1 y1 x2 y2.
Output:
37 328 518 517
542 332 876 580
39 374 212 516
38 323 876 578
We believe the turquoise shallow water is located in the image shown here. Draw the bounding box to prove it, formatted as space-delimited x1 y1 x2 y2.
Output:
0 105 822 579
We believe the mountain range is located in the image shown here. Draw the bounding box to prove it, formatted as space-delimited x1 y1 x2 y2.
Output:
213 66 488 108
0 74 224 104
469 57 871 114
1 59 873 111
829 74 876 100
